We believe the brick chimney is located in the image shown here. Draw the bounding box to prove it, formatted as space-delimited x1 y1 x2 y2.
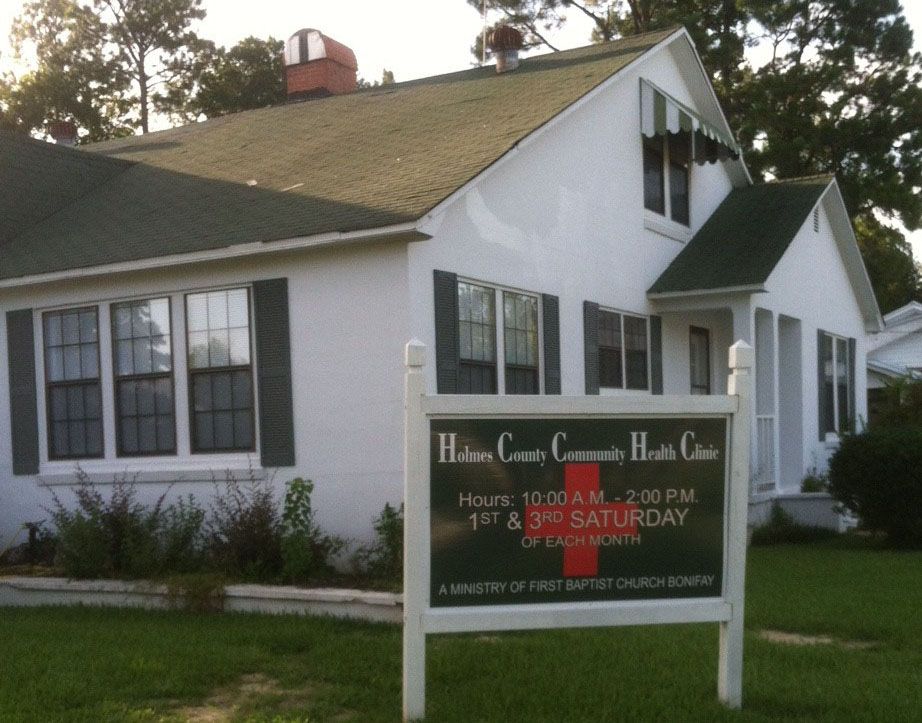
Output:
284 29 358 101
47 120 78 146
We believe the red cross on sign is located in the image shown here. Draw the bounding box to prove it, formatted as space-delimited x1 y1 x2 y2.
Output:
524 463 638 577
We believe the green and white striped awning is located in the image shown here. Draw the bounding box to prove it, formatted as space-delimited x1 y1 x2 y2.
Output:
640 79 740 163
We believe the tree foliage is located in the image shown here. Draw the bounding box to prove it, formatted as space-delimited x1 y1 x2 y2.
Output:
5 0 208 137
471 0 922 311
186 36 285 119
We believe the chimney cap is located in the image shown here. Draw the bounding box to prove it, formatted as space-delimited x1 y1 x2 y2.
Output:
487 25 525 52
284 28 357 71
47 120 78 146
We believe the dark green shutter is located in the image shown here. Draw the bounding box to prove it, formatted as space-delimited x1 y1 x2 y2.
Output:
650 315 663 395
817 329 827 441
6 309 39 475
542 294 561 394
252 278 295 467
583 301 599 395
848 337 856 432
434 270 459 393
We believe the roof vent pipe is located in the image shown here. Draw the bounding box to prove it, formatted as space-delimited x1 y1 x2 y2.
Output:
47 120 78 146
488 25 524 73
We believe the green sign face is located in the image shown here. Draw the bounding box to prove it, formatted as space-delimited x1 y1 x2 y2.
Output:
430 417 727 607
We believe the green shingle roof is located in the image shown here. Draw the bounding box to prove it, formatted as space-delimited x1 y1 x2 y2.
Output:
648 175 833 295
0 28 677 282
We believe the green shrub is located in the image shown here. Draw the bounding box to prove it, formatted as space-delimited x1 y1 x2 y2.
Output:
750 503 838 546
47 472 206 579
800 469 829 493
827 428 922 547
206 475 284 580
280 478 344 582
165 572 226 613
870 377 922 430
353 502 403 584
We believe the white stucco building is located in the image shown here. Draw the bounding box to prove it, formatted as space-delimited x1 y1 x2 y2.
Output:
0 26 881 544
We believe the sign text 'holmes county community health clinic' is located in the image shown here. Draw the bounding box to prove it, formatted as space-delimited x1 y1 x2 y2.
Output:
430 418 727 607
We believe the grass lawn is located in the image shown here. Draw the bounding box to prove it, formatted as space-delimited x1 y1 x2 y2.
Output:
0 539 920 722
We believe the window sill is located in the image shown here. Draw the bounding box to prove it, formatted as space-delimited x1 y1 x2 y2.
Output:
644 211 692 243
38 454 264 486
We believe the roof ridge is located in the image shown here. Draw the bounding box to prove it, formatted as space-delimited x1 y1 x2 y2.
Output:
766 173 834 185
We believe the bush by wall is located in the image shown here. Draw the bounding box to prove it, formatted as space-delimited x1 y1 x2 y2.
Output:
47 472 206 579
750 503 838 546
827 427 922 547
353 502 403 585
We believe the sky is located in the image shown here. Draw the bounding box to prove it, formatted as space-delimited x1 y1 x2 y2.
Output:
1 0 920 255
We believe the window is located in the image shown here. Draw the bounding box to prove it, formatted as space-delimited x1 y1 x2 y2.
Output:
643 131 691 226
186 289 255 452
820 332 851 435
689 326 710 395
456 279 541 395
112 298 175 456
44 308 103 459
458 281 497 394
598 310 648 391
503 291 539 394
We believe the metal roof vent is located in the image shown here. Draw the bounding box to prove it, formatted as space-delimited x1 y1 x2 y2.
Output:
487 25 524 73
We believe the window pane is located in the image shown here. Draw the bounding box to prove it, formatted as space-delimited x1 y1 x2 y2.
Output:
458 282 495 365
116 339 134 376
195 413 214 450
50 387 67 421
214 411 234 449
151 335 172 372
234 410 253 449
114 306 132 340
227 289 248 327
47 348 65 382
64 345 81 380
45 314 62 346
670 163 689 225
209 330 230 367
121 418 138 454
598 311 623 389
62 313 80 345
212 373 232 411
207 292 229 330
133 338 152 374
643 134 665 214
85 420 103 456
137 380 155 416
624 315 649 390
228 328 250 366
68 421 86 456
52 422 69 457
187 294 208 332
131 303 149 337
149 299 171 337
690 327 710 394
138 416 158 453
119 381 137 416
155 378 173 415
232 371 252 409
836 337 850 432
157 416 175 452
80 343 98 378
85 385 101 420
193 375 212 412
821 334 835 435
188 331 210 368
503 292 537 371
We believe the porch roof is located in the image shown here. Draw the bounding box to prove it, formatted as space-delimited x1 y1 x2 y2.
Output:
648 175 832 296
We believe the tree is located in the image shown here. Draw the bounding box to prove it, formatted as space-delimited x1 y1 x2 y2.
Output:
7 0 209 136
5 0 132 141
854 217 921 314
357 68 397 89
183 37 284 119
92 0 208 132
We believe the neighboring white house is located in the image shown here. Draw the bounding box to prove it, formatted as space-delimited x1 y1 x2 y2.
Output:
867 301 922 387
0 26 881 544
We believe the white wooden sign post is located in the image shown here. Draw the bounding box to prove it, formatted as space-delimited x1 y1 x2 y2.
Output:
403 339 753 721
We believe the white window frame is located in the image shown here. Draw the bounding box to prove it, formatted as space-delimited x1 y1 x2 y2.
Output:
597 307 651 395
458 276 544 395
34 284 261 484
642 133 693 243
821 331 850 436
